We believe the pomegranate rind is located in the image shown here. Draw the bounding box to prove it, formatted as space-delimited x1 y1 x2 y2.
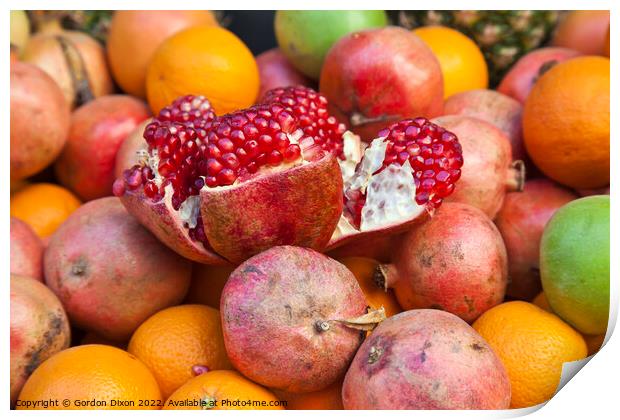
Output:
201 154 343 263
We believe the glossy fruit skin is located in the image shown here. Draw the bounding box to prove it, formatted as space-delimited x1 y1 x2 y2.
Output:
44 197 192 341
256 48 311 100
473 301 587 408
221 246 367 393
107 10 218 98
275 10 388 79
10 217 45 281
433 115 521 219
10 275 71 404
523 56 610 189
497 47 582 104
320 27 444 141
495 179 577 300
552 11 610 55
55 95 151 201
343 309 511 409
114 119 151 179
380 203 507 322
540 196 610 335
10 62 70 182
17 345 161 409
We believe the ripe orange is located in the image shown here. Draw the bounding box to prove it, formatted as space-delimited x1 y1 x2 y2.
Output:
10 183 81 238
128 304 232 398
17 345 161 409
146 25 259 115
164 370 283 410
272 380 343 410
184 263 236 308
523 56 609 189
107 10 218 98
473 301 587 408
338 257 402 317
413 26 488 98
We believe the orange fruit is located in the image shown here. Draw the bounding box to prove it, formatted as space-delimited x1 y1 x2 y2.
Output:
10 183 81 238
17 345 161 409
184 263 236 308
146 25 259 115
107 10 218 98
473 301 587 408
338 257 402 317
164 370 283 410
128 304 232 398
523 56 609 189
272 380 343 410
413 26 488 98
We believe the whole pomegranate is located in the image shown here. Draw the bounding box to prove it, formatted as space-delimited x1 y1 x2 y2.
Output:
256 48 311 100
11 275 71 404
444 89 526 162
22 26 114 109
497 47 582 104
376 203 508 322
55 95 151 201
10 217 44 281
320 27 444 141
221 246 373 393
342 309 511 409
495 179 578 300
44 197 192 341
114 120 151 180
10 62 70 181
433 115 524 219
552 10 610 55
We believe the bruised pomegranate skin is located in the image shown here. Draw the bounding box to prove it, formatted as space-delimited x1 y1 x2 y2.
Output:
444 89 526 162
256 48 312 100
55 95 151 201
320 27 444 141
10 217 45 281
221 246 368 393
114 119 151 180
495 179 577 300
11 275 71 404
433 115 523 219
10 62 70 182
342 309 511 409
497 47 582 104
377 203 508 322
44 197 192 341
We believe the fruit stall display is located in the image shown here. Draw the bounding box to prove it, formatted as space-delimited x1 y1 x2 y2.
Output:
9 9 610 410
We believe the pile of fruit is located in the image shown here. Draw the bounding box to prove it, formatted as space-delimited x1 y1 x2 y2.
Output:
10 10 610 410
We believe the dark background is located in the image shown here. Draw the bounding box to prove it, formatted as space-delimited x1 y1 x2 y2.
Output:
222 10 277 55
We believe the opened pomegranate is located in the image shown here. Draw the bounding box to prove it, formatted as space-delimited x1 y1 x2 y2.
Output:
114 119 151 179
375 203 508 323
433 115 524 219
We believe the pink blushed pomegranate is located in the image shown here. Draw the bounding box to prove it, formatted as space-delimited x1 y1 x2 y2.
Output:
444 89 526 162
342 309 511 409
44 197 192 341
376 203 508 322
256 48 312 100
432 115 524 219
320 27 444 142
10 217 45 281
55 95 151 201
11 275 71 404
10 62 70 182
497 47 582 104
495 179 578 300
221 246 376 393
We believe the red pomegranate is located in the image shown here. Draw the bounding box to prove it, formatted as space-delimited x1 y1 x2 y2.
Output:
432 115 524 219
11 275 71 404
114 120 151 180
55 95 151 201
10 62 70 181
495 179 578 300
552 10 610 55
320 27 444 141
221 246 374 393
10 217 44 282
497 47 582 104
342 309 511 409
44 197 192 341
376 203 507 322
256 48 311 100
